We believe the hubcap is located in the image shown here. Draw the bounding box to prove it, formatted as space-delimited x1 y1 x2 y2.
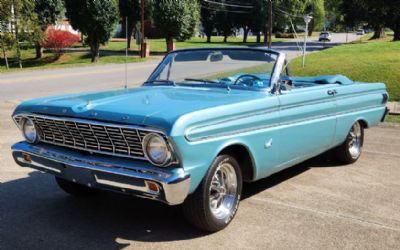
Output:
209 162 238 221
348 122 362 159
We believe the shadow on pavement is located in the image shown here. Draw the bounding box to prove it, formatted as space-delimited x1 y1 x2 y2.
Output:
0 152 339 249
242 152 340 200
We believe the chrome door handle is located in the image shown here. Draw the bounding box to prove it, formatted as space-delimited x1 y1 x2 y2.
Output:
327 90 337 96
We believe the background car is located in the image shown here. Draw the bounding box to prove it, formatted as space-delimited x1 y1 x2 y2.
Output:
357 29 365 35
319 31 332 42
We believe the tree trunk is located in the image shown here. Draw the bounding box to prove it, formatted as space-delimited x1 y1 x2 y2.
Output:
35 43 43 59
1 38 9 69
90 42 100 63
243 27 249 43
81 33 85 46
166 37 175 52
263 25 268 44
223 35 228 43
121 17 127 39
308 19 315 37
127 28 133 49
371 26 386 39
393 21 400 41
206 35 211 43
13 8 22 68
256 33 261 43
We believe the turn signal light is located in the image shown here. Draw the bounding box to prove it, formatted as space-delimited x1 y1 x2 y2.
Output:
22 152 32 163
146 181 160 193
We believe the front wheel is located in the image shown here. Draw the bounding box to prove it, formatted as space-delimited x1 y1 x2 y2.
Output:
183 155 242 232
335 121 364 164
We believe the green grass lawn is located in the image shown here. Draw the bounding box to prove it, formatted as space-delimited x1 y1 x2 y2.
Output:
0 49 147 73
1 36 285 73
386 115 400 124
291 39 400 101
96 36 286 52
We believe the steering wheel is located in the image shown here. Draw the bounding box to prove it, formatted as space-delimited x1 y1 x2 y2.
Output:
234 74 262 87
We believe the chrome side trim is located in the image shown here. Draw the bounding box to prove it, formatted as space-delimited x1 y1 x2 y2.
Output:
184 90 385 142
280 89 385 111
185 105 384 142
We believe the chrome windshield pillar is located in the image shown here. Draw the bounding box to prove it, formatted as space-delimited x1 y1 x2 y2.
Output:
270 52 286 95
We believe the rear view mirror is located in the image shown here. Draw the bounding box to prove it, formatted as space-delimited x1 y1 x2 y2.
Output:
210 52 223 62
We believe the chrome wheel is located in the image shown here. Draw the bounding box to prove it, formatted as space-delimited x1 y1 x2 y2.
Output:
209 162 238 221
348 122 362 159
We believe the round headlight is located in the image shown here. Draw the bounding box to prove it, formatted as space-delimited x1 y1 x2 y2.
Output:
22 118 38 143
142 133 172 166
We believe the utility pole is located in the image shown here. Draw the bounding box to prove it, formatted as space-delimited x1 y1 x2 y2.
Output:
140 0 145 58
302 14 312 68
268 0 272 48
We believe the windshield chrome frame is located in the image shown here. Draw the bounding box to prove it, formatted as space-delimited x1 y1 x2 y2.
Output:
145 47 286 94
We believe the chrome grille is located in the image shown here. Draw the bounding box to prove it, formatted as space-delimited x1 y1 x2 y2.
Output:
22 115 153 159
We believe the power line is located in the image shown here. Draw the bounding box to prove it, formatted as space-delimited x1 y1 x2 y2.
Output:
201 5 251 14
202 0 254 9
274 5 305 19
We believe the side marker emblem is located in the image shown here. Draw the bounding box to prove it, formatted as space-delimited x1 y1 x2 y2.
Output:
264 139 273 149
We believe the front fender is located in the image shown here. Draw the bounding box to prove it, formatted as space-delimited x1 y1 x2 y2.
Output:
171 134 258 194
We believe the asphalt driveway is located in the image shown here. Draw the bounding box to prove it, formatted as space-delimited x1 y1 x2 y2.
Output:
1 100 399 250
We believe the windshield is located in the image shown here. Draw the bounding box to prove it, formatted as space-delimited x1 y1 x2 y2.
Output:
147 49 279 90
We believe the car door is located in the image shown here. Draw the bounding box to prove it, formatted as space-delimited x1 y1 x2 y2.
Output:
276 84 338 169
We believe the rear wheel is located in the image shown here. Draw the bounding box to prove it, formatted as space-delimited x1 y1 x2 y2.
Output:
55 177 99 196
183 155 242 232
335 121 364 164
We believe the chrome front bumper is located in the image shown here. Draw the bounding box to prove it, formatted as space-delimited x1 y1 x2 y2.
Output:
12 142 191 205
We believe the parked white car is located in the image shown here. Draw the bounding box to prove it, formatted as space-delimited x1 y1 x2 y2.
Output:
319 32 332 42
357 29 365 35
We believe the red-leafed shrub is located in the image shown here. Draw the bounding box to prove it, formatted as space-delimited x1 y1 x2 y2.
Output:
42 29 80 55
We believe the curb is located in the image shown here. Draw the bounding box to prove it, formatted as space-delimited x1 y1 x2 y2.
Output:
387 102 400 115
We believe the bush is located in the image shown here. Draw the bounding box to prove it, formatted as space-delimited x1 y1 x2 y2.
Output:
42 28 79 55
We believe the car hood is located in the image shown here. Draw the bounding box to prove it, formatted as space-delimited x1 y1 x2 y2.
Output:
14 86 267 132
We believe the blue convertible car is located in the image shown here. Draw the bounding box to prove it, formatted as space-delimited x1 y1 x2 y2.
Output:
11 48 389 232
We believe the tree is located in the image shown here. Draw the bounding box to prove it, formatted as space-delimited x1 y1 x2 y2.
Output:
177 2 200 41
2 0 39 68
119 0 140 49
341 0 389 39
33 0 63 58
118 0 152 48
387 0 400 41
324 0 344 32
0 0 13 69
274 0 309 32
215 6 235 43
200 2 218 43
306 0 326 36
152 0 200 51
65 0 119 62
249 0 267 43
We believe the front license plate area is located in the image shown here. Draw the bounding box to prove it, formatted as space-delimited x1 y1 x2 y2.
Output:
61 165 96 186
